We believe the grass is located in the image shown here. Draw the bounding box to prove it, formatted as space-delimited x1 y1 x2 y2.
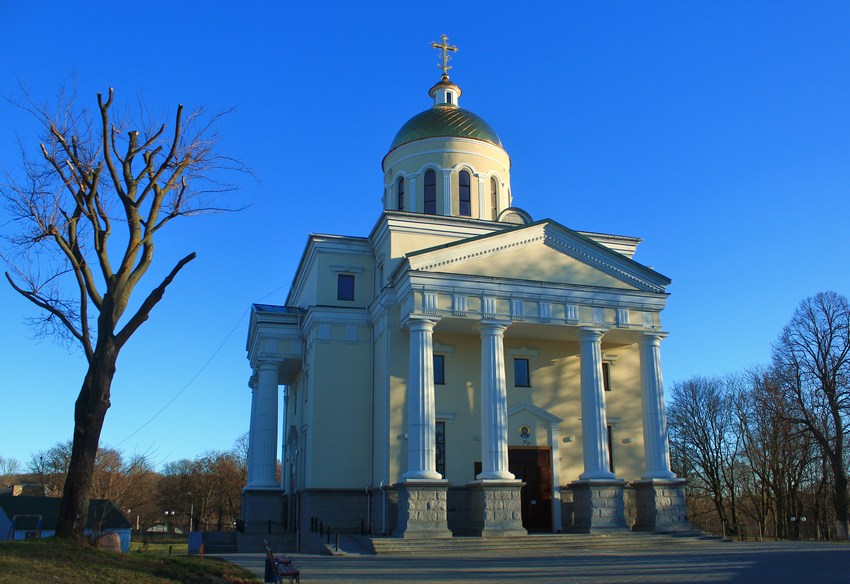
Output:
0 538 257 583
130 540 190 555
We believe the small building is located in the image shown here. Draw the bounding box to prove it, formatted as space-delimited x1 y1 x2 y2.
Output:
241 38 689 550
0 493 132 552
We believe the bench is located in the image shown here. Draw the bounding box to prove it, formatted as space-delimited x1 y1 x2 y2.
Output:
263 539 300 584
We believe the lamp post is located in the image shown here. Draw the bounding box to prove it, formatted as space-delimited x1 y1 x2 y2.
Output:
164 510 176 534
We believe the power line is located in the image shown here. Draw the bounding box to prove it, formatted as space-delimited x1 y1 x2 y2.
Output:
114 283 289 448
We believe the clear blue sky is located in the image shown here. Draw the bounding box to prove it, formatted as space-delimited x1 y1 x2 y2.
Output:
1 2 849 469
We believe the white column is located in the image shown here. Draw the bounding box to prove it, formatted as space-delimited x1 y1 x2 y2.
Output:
477 321 515 480
403 318 442 480
441 169 452 216
248 360 280 487
640 332 677 479
246 374 258 486
578 327 616 480
408 175 418 212
476 174 487 219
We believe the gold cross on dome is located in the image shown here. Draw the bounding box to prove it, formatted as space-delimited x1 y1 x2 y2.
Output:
431 34 458 78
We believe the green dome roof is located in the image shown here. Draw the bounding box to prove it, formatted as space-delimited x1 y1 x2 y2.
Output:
389 104 503 151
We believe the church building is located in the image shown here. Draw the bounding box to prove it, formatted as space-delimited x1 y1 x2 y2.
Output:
241 37 688 551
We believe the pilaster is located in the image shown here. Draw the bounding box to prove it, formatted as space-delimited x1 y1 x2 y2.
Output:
441 169 452 216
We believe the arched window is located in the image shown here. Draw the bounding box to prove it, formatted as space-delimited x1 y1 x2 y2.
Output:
424 170 437 215
459 170 471 216
396 177 405 211
490 177 498 218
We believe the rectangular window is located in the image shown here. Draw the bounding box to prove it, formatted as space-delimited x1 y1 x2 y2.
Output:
607 424 614 474
435 421 446 477
514 358 530 387
337 274 355 301
602 362 611 391
434 354 445 385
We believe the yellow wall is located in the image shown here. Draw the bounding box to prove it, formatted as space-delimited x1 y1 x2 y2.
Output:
304 322 373 488
386 326 647 486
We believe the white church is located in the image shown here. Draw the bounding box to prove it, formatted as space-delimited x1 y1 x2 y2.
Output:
241 37 688 551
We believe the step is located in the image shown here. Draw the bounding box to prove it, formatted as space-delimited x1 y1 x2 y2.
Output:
367 532 721 556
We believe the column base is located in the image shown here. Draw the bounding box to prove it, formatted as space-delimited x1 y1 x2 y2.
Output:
393 480 452 539
631 478 690 532
240 488 284 534
467 480 527 537
569 479 628 533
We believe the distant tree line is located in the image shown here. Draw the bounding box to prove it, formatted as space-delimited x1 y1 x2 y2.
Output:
0 434 249 535
669 291 850 540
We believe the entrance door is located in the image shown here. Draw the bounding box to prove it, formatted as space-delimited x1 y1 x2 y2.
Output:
508 447 552 532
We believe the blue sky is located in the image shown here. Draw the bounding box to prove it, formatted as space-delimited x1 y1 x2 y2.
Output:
1 2 849 469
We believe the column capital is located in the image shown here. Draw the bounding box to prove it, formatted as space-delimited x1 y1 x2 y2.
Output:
578 326 608 341
248 373 258 390
403 315 439 331
639 331 669 345
478 319 510 335
255 359 282 373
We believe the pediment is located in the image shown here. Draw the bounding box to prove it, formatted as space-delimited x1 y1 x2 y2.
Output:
405 220 670 293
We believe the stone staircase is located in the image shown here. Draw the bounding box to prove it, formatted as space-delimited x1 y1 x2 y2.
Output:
365 531 722 556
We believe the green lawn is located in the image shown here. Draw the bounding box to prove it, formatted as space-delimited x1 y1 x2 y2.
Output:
0 538 256 583
130 540 190 555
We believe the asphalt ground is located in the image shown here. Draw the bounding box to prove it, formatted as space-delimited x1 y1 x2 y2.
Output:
216 540 850 583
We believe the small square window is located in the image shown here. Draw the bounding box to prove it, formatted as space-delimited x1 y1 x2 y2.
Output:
514 358 530 387
434 354 445 385
602 362 612 391
337 274 355 301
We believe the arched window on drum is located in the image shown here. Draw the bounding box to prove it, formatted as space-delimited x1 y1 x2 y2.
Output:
396 176 405 211
459 170 471 217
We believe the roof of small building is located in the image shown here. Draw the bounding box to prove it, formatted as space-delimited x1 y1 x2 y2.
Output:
0 494 131 531
389 104 503 151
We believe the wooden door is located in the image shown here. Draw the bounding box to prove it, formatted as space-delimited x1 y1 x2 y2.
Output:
508 447 553 532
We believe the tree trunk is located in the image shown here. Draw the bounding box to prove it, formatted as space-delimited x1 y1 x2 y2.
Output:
55 340 118 541
833 471 849 540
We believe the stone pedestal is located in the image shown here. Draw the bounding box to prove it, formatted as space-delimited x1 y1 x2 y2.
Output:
632 479 690 532
570 479 628 533
468 481 527 537
240 488 284 533
393 480 452 539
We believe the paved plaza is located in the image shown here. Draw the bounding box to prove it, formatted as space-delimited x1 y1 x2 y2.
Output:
217 539 850 583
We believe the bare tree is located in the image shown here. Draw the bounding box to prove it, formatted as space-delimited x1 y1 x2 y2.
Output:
772 291 850 539
157 450 246 532
735 369 815 539
1 86 239 541
0 456 22 487
668 375 741 535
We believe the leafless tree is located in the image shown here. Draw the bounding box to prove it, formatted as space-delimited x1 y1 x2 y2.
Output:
735 368 815 539
772 291 850 539
1 86 240 541
157 449 246 532
668 375 741 535
0 456 22 487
